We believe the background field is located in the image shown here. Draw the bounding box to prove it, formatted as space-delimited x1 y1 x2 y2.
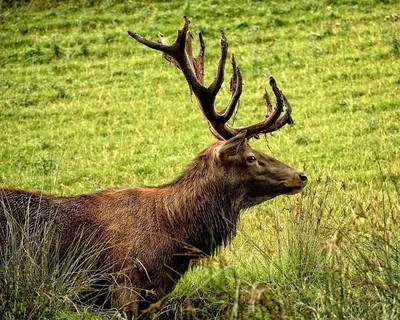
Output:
1 0 399 319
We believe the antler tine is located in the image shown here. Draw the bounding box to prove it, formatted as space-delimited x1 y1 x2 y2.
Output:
229 55 238 94
193 32 205 85
282 93 294 124
219 55 242 122
264 88 273 118
232 77 286 138
129 17 206 100
128 30 171 52
257 78 294 132
208 30 228 97
214 76 293 138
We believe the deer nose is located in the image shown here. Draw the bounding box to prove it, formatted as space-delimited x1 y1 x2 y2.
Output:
299 173 308 183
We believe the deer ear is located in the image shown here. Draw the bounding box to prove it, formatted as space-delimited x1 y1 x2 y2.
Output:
217 130 247 161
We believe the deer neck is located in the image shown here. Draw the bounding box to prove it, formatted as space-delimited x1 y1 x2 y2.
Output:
164 149 242 255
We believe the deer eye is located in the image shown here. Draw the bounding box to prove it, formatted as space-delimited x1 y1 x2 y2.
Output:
247 156 257 163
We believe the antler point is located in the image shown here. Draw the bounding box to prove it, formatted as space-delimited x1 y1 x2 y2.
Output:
269 76 276 87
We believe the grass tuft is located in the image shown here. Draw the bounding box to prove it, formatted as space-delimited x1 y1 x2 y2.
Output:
0 195 115 319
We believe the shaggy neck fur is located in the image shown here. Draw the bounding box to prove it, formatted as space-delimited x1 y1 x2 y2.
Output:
162 143 243 256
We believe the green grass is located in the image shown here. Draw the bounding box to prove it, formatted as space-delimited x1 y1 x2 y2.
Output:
0 201 114 319
1 0 400 318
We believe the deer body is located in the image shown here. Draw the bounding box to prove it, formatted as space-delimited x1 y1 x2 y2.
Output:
1 139 305 315
0 18 307 317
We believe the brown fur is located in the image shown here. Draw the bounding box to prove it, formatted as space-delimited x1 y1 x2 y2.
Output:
0 135 306 317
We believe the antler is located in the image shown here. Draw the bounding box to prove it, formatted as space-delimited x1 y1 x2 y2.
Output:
128 17 293 140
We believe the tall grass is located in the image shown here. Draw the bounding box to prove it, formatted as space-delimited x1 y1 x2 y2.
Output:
160 177 400 319
0 195 114 319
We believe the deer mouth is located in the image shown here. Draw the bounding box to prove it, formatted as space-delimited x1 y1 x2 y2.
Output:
283 175 307 194
283 185 304 195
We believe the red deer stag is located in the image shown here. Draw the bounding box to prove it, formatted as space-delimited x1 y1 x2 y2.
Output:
0 17 307 317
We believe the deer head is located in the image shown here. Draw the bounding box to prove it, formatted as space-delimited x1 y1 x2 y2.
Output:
128 17 307 208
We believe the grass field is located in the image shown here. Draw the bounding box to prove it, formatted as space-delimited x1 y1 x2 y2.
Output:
1 0 400 319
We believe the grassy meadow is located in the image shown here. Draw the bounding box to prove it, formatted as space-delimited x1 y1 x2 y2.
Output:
1 0 400 318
